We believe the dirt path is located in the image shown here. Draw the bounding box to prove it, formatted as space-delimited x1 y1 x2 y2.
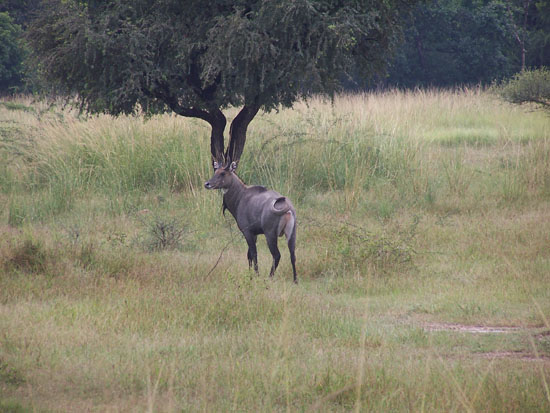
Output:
422 322 550 362
423 322 522 334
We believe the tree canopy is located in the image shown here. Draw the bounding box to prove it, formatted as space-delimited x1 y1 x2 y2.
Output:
26 0 417 164
4 1 550 94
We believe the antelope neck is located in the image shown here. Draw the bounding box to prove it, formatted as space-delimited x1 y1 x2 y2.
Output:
222 175 247 215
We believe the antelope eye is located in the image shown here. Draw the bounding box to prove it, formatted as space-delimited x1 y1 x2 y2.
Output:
220 172 226 177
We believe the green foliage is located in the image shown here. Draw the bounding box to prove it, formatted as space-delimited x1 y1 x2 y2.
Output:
327 220 416 275
387 0 517 87
2 0 549 95
0 358 25 386
526 0 550 68
25 0 416 115
0 12 25 93
385 0 550 87
0 0 40 27
498 67 550 110
0 399 30 413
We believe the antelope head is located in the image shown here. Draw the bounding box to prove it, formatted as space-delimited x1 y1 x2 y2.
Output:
204 161 238 190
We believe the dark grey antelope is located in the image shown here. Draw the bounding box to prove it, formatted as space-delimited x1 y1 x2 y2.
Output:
205 161 297 283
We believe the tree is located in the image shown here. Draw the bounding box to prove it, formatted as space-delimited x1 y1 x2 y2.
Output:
504 0 535 72
0 0 41 27
528 0 550 67
387 0 517 88
26 0 417 166
0 11 25 93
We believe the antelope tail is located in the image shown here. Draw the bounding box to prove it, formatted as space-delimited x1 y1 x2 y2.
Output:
271 197 291 216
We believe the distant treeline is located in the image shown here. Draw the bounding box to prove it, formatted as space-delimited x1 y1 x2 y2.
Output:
385 0 550 88
1 0 549 94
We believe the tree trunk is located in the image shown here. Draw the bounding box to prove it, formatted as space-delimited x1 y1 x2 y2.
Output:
158 88 259 168
507 0 531 72
225 104 261 165
520 0 530 71
208 108 227 166
415 35 425 71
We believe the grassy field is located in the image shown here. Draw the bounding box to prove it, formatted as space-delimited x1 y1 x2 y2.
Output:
1 88 549 412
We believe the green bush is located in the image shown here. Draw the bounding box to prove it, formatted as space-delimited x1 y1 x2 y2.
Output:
498 68 550 112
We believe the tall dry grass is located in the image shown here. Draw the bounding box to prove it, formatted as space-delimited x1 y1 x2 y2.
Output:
0 90 549 411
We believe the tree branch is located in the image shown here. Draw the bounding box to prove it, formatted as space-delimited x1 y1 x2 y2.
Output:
148 81 227 166
209 108 227 165
225 103 261 164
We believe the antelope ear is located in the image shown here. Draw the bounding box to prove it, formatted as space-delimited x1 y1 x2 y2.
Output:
213 161 220 170
229 161 237 172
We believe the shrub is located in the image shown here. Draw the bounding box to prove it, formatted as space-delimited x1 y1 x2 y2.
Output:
308 218 418 277
140 214 187 252
497 68 550 112
3 236 48 274
0 358 25 386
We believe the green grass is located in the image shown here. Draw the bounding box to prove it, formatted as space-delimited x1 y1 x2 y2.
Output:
0 90 550 411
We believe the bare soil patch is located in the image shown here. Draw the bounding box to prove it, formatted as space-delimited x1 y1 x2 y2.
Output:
477 351 550 362
422 323 550 362
423 323 522 334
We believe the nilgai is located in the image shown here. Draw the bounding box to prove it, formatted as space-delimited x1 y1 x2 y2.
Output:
205 161 297 283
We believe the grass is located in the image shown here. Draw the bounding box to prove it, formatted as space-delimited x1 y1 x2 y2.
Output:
0 89 549 411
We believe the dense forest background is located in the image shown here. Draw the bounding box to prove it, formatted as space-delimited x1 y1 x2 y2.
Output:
387 0 550 87
0 0 549 94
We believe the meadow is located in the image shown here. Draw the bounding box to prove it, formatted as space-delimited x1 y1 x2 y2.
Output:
0 88 549 412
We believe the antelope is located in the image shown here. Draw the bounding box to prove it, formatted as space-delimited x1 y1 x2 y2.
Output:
205 161 297 283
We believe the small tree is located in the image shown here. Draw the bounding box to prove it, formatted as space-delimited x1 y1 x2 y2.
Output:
498 67 550 111
26 0 417 166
